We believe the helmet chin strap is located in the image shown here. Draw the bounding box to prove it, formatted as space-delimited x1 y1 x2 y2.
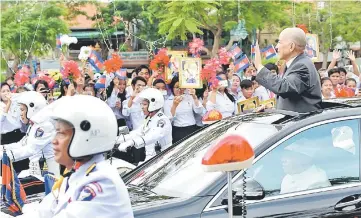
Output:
147 109 160 117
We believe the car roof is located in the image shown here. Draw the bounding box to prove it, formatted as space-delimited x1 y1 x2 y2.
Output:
222 97 361 126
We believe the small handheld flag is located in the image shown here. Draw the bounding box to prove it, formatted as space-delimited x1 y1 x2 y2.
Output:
1 150 26 216
88 51 104 73
228 44 242 60
261 45 277 60
234 55 250 74
56 35 61 49
94 75 106 89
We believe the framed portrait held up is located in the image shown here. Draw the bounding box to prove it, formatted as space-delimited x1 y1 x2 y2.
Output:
305 33 320 61
165 51 188 83
237 97 260 114
179 58 202 89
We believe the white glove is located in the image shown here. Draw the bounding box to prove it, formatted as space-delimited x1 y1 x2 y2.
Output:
116 134 127 144
118 140 135 152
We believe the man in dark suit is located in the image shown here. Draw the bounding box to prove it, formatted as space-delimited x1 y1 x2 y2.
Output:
254 28 322 113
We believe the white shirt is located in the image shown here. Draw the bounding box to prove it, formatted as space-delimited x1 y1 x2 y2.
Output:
206 91 236 118
124 111 172 160
254 86 270 101
125 86 133 99
194 97 207 127
280 165 331 194
322 92 336 99
16 154 134 218
164 94 203 127
122 97 145 130
3 117 59 178
0 100 22 134
107 90 125 120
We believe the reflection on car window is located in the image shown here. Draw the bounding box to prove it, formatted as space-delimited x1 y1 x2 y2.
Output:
245 119 360 197
127 121 280 198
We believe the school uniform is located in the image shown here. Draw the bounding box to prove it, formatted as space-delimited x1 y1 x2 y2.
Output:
14 154 134 218
206 91 236 118
122 97 145 131
107 90 127 128
1 100 29 173
194 97 207 129
254 86 270 101
164 94 203 143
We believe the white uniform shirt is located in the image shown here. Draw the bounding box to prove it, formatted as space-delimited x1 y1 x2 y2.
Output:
206 91 236 118
0 100 22 134
280 165 331 194
3 116 59 178
194 97 207 127
107 90 125 120
17 154 134 218
122 97 145 130
164 94 203 127
124 111 172 160
254 86 270 101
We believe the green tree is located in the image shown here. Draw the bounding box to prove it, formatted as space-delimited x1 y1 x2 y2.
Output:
1 1 69 73
294 1 361 67
147 0 289 57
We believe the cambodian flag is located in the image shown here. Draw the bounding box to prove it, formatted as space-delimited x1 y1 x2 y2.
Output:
228 44 242 60
234 55 250 74
95 75 106 89
88 51 104 73
261 45 277 60
251 44 255 59
56 35 61 49
1 150 26 216
115 68 127 79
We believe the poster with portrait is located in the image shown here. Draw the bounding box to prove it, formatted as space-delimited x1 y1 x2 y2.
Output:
237 97 260 114
260 98 276 109
305 33 320 61
165 51 188 83
179 58 202 89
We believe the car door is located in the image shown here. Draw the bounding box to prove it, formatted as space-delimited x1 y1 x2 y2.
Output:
201 118 361 218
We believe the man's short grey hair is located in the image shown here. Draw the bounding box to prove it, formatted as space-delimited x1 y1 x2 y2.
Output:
282 27 307 49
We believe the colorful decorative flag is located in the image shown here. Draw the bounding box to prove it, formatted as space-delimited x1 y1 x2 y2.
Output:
234 55 250 74
115 68 127 79
1 150 26 216
228 44 242 60
94 75 106 89
88 51 104 73
261 45 277 60
56 35 62 49
251 44 255 59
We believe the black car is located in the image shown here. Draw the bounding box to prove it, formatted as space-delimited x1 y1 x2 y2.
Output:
124 99 361 217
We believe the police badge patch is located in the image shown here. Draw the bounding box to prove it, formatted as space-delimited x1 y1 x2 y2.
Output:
35 128 44 138
157 119 165 128
77 186 97 201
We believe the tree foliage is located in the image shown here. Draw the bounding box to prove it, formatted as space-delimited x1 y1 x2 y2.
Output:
1 1 69 69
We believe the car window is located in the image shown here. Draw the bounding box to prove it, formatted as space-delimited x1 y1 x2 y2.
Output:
212 119 360 207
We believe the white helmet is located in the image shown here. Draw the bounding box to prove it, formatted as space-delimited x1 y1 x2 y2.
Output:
18 91 47 120
138 88 164 112
50 95 117 159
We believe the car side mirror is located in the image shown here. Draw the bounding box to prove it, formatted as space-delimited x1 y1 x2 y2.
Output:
221 178 265 205
233 178 265 201
118 126 130 135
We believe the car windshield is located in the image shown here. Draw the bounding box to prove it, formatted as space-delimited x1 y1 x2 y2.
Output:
127 118 282 198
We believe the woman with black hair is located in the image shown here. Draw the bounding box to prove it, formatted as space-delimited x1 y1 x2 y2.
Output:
34 80 50 99
57 79 77 99
152 78 168 99
164 76 203 144
206 72 236 118
0 82 28 173
106 74 127 128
